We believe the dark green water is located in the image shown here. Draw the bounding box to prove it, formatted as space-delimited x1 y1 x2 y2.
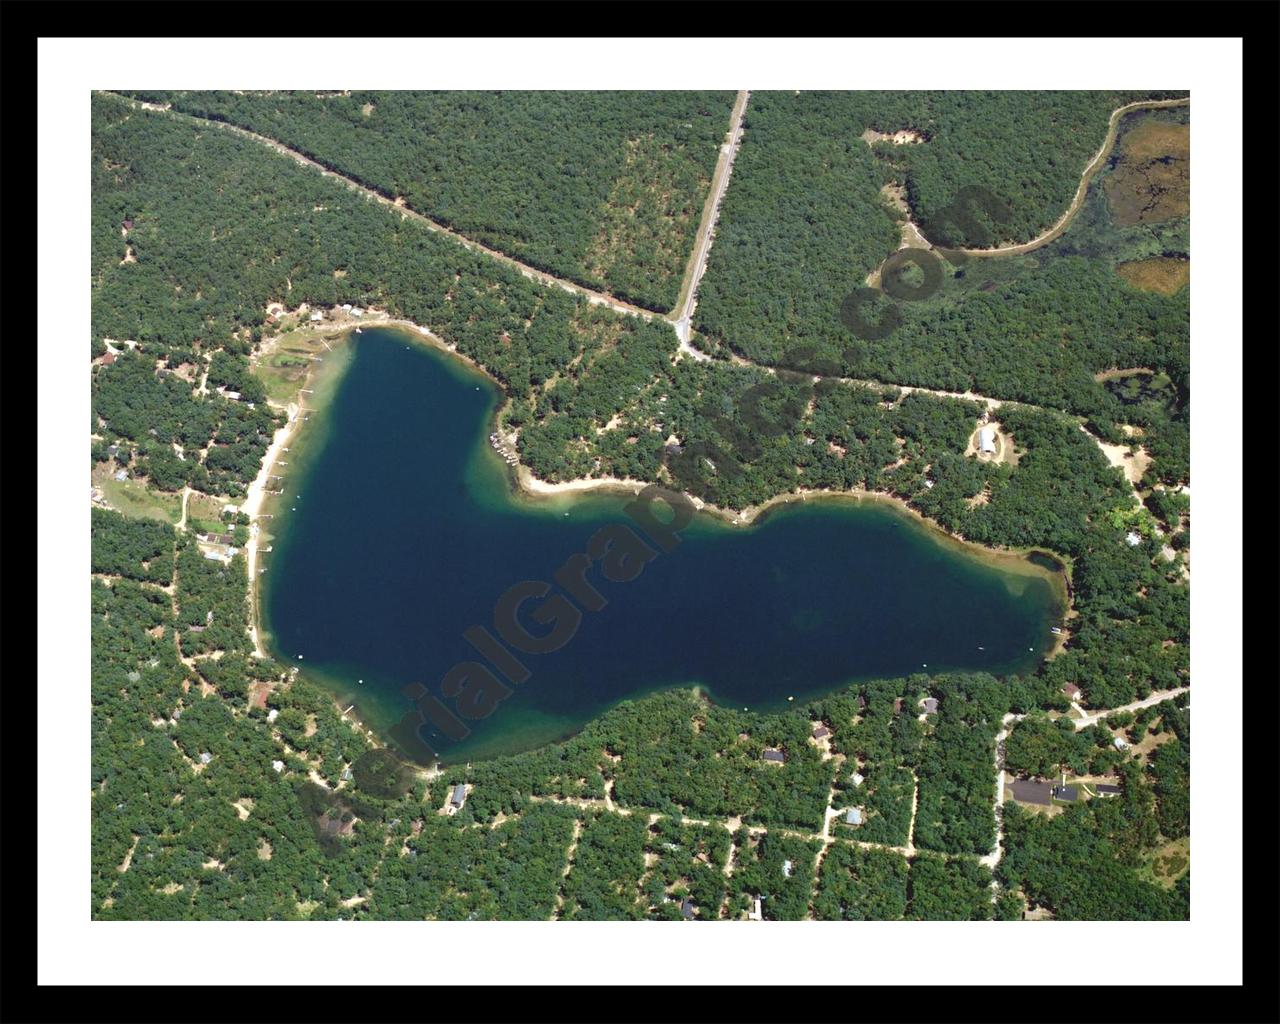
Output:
263 327 1063 763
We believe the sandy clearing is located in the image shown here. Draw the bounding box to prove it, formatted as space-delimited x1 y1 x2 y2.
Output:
1094 437 1152 486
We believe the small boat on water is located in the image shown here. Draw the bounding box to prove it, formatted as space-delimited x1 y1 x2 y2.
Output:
355 327 363 334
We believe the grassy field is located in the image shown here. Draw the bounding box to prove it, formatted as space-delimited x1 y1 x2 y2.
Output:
1116 257 1190 295
1140 835 1189 888
93 463 181 524
254 328 340 406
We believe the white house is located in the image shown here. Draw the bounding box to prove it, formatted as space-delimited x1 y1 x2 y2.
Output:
309 311 324 322
1125 531 1143 546
978 427 996 454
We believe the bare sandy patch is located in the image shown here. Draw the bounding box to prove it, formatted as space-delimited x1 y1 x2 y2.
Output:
860 127 927 146
118 835 140 873
1095 438 1152 486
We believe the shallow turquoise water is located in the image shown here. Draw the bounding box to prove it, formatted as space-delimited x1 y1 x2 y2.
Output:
263 327 1062 763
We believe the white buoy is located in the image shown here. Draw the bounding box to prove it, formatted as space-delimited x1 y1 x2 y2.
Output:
297 655 304 660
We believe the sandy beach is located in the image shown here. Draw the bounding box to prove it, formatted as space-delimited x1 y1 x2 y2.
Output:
244 402 303 657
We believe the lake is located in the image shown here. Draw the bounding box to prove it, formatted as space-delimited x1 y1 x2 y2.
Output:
261 327 1064 763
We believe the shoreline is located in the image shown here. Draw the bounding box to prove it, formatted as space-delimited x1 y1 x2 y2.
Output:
244 402 304 658
243 314 1073 663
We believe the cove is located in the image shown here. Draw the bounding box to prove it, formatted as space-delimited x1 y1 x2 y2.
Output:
261 327 1065 764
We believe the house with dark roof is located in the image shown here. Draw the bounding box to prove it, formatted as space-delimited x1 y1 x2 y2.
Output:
450 783 467 808
680 898 695 920
1094 783 1123 796
812 725 830 740
1051 784 1079 802
761 748 786 764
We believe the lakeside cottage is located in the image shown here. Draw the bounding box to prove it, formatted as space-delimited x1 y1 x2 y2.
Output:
812 725 830 740
920 697 939 714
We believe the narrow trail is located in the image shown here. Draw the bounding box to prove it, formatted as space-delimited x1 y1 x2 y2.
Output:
1072 686 1189 731
551 818 584 921
905 771 919 858
672 89 750 352
104 93 663 325
106 89 1160 462
980 713 1023 870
